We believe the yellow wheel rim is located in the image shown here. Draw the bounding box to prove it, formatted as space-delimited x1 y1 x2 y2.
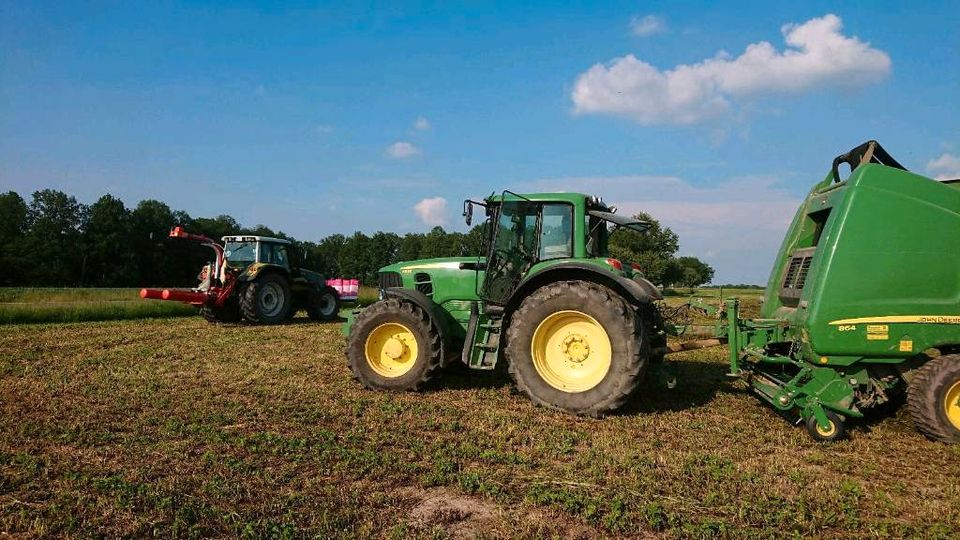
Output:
945 380 960 430
530 310 612 393
816 420 837 438
364 323 419 378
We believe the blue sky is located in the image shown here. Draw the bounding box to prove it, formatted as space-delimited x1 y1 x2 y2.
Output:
2 1 958 283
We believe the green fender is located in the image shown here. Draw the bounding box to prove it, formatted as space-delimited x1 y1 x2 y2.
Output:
504 262 662 313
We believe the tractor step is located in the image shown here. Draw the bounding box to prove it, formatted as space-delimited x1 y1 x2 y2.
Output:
463 303 503 370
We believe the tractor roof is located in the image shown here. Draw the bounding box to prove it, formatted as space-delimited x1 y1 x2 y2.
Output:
221 235 291 245
484 192 613 211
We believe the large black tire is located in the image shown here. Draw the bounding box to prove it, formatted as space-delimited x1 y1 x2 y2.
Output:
505 280 648 417
346 298 442 391
240 273 293 324
200 297 241 324
907 354 960 444
307 286 340 321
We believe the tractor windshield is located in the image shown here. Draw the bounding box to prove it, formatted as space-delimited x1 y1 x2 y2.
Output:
481 199 574 303
224 241 257 268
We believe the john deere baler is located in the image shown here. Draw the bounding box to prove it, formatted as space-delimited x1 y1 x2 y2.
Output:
717 141 960 442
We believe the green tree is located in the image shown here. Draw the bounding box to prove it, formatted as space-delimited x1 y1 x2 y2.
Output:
0 192 28 285
674 256 715 287
608 211 680 285
340 232 373 283
24 189 87 285
130 200 183 286
83 194 135 286
310 234 347 277
191 215 241 243
398 233 424 261
420 226 451 258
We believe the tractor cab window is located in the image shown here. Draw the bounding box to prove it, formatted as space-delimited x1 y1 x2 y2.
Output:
539 204 573 260
260 243 290 268
482 200 540 302
224 241 257 268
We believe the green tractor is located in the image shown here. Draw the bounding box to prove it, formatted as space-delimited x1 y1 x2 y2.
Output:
344 192 668 416
142 229 341 325
703 141 960 442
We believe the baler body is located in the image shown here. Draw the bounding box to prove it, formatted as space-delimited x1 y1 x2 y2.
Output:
719 142 960 437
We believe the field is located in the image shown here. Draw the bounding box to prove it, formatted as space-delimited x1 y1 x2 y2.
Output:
0 288 195 325
0 287 381 326
3 299 959 539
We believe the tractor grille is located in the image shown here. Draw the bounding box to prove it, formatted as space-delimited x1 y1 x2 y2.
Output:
779 248 816 303
414 272 433 297
378 271 403 289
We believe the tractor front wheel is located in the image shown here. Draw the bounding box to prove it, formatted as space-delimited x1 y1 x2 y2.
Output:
907 353 960 444
307 286 340 321
346 298 442 391
505 280 648 417
240 273 293 324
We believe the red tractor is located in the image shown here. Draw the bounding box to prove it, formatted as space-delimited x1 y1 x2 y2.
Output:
141 227 340 324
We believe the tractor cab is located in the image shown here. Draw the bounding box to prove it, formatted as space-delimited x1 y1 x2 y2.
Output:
222 235 294 271
463 192 651 304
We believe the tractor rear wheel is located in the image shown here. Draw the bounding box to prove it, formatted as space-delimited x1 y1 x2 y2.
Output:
346 298 442 391
307 286 340 321
240 273 293 324
505 280 648 417
907 353 960 444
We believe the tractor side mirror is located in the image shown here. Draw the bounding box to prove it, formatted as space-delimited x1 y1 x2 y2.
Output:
463 200 474 226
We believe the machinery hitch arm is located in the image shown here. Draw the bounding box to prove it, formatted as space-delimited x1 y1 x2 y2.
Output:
139 226 227 305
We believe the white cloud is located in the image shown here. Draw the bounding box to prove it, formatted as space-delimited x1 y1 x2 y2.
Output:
316 124 334 135
572 14 891 125
414 117 431 131
414 197 448 226
525 174 801 284
386 141 421 159
927 153 960 180
630 15 665 37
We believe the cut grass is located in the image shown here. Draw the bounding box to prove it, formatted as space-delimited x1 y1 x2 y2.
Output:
2 315 958 538
0 288 196 325
0 286 378 325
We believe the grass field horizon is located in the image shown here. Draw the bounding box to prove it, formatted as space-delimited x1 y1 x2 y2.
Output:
2 307 958 538
0 285 754 326
0 286 380 325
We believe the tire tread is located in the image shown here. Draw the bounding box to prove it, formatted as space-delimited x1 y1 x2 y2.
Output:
505 280 648 417
345 298 442 391
907 353 960 443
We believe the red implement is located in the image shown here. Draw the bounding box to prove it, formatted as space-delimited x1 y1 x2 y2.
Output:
160 289 209 304
139 288 165 300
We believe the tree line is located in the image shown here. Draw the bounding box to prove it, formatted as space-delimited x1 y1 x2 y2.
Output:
0 189 713 288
